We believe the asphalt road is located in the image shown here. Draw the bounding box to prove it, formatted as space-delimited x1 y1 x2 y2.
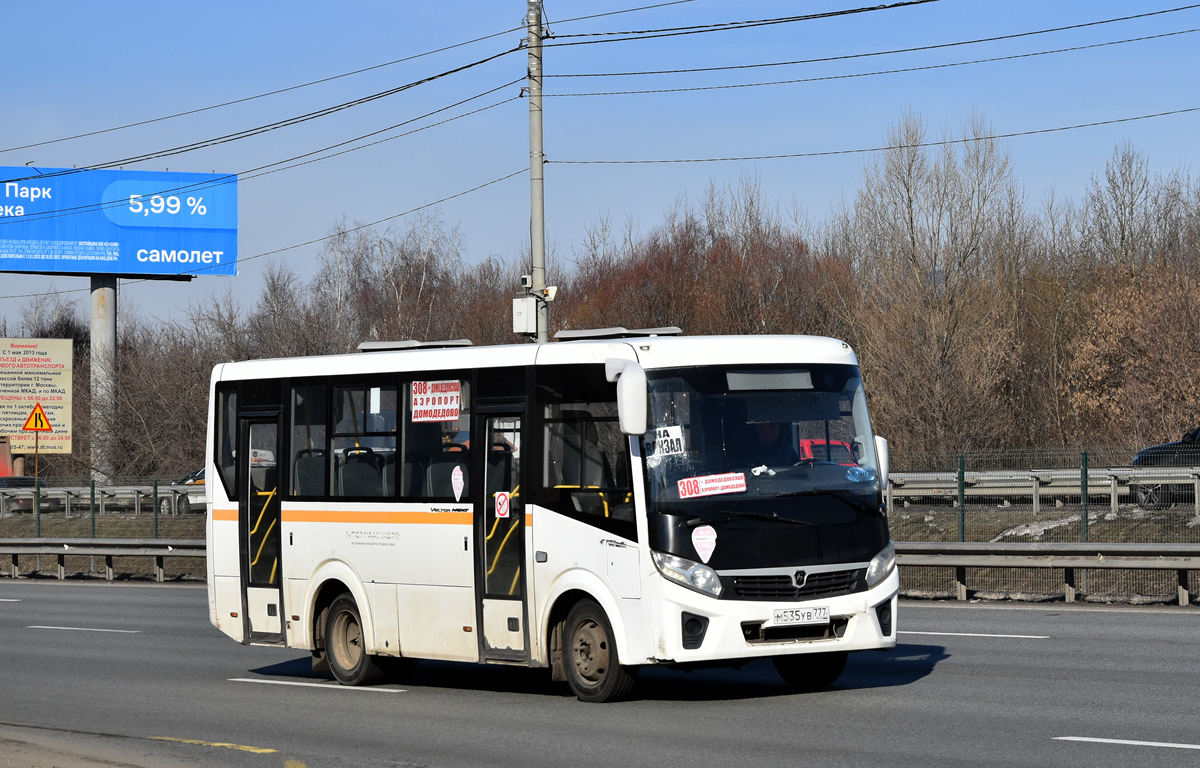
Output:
1 581 1198 768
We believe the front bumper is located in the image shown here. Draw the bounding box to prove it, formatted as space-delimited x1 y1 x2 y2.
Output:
653 567 899 663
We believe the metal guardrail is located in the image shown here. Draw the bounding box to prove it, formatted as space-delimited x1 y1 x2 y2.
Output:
896 541 1200 605
889 466 1200 509
0 538 205 582
2 536 1197 607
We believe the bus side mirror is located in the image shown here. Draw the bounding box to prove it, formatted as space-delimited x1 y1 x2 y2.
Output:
874 436 890 488
605 358 648 436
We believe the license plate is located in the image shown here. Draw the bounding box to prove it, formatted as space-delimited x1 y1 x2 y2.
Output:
772 606 830 626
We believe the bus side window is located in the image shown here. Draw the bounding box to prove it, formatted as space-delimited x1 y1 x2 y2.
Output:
290 384 327 497
535 364 635 540
544 405 632 521
330 384 396 498
214 383 238 500
402 378 471 501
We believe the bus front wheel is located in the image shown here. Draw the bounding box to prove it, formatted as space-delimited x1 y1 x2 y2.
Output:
773 651 847 691
563 599 638 703
325 594 382 686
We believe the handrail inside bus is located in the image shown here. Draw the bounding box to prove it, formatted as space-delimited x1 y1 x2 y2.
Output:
248 489 277 535
487 519 521 577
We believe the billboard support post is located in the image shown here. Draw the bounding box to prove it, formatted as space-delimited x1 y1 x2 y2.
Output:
90 276 116 482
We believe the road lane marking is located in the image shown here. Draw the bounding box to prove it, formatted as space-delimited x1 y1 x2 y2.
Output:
229 678 404 693
0 598 21 602
899 630 1050 639
1055 736 1200 751
27 625 141 633
150 736 277 754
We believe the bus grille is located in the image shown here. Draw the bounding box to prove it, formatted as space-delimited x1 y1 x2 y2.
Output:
724 569 864 601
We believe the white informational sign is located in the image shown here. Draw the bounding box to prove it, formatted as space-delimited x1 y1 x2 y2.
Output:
411 379 462 422
677 472 747 500
646 425 685 457
495 491 511 519
0 338 72 454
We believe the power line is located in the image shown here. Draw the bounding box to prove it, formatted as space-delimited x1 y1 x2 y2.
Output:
553 0 698 25
2 81 525 227
240 95 522 182
0 27 526 155
548 106 1200 164
0 169 529 301
0 46 522 189
543 0 941 47
0 0 706 156
544 28 1200 97
546 3 1200 76
549 0 938 40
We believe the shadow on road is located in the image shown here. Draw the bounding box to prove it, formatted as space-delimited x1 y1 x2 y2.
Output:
250 656 332 680
836 643 949 690
246 642 948 701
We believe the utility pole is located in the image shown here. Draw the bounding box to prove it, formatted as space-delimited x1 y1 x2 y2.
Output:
526 0 549 342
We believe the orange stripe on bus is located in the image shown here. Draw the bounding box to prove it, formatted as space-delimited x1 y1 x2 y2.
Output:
214 508 533 527
282 509 473 525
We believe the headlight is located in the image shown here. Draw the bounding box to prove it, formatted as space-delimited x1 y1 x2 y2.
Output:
865 541 896 589
652 551 723 598
846 465 877 483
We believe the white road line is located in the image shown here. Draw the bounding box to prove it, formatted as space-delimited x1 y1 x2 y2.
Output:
1056 736 1200 751
229 678 404 693
27 625 141 633
899 630 1050 639
0 598 21 602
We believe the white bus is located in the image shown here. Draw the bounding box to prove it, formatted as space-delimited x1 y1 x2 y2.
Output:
205 329 897 702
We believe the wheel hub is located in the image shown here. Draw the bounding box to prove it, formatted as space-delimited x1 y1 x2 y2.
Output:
571 619 609 683
332 610 363 670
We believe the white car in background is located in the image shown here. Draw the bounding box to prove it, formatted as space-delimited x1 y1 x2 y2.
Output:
170 468 206 515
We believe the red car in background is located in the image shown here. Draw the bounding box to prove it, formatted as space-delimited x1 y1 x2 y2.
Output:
797 439 857 466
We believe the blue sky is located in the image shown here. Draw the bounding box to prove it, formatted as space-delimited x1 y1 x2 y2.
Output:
0 0 1196 326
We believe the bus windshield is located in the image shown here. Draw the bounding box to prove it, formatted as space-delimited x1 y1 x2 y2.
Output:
641 364 880 515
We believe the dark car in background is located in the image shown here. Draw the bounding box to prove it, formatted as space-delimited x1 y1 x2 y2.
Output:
1130 427 1200 509
0 476 63 513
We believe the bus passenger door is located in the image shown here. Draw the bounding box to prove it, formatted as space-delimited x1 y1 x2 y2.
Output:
240 417 284 644
473 410 528 662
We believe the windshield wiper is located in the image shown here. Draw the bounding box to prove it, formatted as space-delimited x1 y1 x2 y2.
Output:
775 488 882 515
687 511 811 527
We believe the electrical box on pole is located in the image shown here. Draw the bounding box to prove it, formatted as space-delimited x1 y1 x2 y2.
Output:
513 297 539 335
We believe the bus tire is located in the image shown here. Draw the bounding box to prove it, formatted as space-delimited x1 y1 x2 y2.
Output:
563 599 637 703
773 651 847 691
325 594 381 686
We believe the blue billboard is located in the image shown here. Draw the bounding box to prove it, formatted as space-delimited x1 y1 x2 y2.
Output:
0 166 237 277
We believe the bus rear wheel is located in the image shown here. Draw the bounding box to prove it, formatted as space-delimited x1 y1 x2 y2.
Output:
563 599 637 703
325 594 382 686
773 651 847 691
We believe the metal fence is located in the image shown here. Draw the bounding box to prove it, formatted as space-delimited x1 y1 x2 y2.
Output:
4 454 1200 603
888 449 1200 603
0 481 205 579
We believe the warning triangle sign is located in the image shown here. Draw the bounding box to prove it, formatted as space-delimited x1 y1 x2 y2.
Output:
23 403 53 432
